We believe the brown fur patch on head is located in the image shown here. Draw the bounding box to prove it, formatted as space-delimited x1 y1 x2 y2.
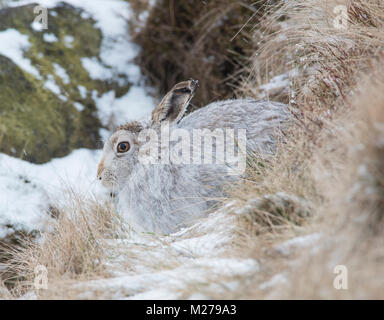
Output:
117 121 143 134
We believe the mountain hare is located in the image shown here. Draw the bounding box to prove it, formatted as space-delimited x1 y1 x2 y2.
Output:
98 80 291 234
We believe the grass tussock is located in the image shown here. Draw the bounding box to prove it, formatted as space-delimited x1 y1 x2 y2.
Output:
242 63 384 299
278 65 384 299
227 0 384 299
1 193 121 298
229 139 316 239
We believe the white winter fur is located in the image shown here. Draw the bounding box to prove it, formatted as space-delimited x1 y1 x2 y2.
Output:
98 85 290 234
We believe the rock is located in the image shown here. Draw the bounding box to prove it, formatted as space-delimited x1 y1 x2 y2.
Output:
0 3 131 163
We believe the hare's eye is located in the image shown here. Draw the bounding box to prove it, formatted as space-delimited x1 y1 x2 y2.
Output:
117 141 130 153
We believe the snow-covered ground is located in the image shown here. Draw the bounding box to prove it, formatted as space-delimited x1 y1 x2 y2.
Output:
73 209 259 300
0 149 103 238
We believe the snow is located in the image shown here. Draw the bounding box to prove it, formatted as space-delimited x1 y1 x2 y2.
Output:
3 0 155 129
31 21 45 32
8 0 155 111
127 288 180 300
43 33 58 43
73 102 85 112
63 35 74 48
259 69 298 97
94 87 155 127
274 233 322 256
81 57 113 80
73 254 258 299
44 74 62 96
170 233 229 258
259 273 288 290
9 0 145 85
53 63 70 84
65 0 143 82
0 29 42 79
0 149 102 238
68 207 258 299
78 85 87 99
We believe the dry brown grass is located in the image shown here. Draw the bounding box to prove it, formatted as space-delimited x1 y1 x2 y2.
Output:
239 64 384 299
228 135 316 238
276 68 384 299
1 192 122 298
226 0 384 299
240 0 384 109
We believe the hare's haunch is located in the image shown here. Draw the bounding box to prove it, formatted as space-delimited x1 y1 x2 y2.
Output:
98 80 290 234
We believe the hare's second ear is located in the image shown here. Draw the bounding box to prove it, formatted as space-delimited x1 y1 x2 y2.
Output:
152 79 198 124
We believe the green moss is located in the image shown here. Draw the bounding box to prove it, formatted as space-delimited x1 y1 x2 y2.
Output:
0 3 132 163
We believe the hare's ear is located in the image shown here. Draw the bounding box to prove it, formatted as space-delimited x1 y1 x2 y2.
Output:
152 79 198 124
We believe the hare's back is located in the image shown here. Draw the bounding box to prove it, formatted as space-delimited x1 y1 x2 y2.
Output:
178 99 290 152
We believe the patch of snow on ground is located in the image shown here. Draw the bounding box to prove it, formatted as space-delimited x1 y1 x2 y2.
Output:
86 207 256 300
0 149 103 237
274 233 322 256
259 273 288 290
74 256 258 299
170 233 229 258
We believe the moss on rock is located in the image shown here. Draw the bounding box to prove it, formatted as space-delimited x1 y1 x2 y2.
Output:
0 3 131 163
